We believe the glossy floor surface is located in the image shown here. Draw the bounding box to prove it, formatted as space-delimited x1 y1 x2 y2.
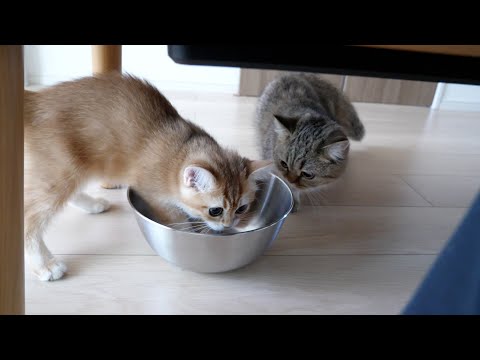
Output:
25 90 480 314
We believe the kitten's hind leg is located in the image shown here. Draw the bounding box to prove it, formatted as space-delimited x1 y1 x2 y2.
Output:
69 192 111 214
25 179 78 281
26 237 67 282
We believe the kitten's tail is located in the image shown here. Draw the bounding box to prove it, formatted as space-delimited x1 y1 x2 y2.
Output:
344 113 365 141
303 74 366 141
335 86 365 141
334 93 365 141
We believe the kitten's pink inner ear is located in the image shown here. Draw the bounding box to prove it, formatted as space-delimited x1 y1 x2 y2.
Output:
183 166 216 192
184 168 197 187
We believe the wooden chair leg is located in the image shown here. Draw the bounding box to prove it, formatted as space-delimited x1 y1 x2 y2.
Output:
92 45 122 74
92 45 124 189
0 45 25 315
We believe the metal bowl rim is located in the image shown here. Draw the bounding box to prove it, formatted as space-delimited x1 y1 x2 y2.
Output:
126 174 293 238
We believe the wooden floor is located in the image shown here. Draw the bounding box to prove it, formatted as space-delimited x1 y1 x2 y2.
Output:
25 91 480 314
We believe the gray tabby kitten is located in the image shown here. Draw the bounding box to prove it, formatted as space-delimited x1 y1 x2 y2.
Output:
256 73 365 211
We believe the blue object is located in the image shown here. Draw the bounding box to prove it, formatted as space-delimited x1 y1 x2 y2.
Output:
403 191 480 315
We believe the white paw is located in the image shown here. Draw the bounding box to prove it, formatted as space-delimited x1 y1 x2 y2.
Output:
69 193 111 214
35 260 67 282
89 197 111 214
101 183 123 189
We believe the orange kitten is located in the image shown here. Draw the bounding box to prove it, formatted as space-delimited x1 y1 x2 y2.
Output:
24 73 270 281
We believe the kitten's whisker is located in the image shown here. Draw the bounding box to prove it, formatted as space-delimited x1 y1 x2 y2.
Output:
173 223 208 232
308 189 328 205
186 224 210 233
303 189 314 205
174 226 196 231
167 221 206 232
308 192 320 206
201 227 211 234
188 224 209 231
166 221 204 227
240 213 254 223
189 222 207 227
304 191 316 206
314 192 325 204
318 189 329 201
191 225 206 230
196 227 210 234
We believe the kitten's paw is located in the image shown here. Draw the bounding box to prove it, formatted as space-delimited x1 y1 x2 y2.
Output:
88 197 111 214
69 193 111 214
291 202 299 213
291 193 300 213
101 182 123 189
35 260 67 282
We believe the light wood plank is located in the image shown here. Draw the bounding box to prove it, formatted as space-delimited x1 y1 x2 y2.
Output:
24 85 480 315
303 172 431 207
25 254 434 315
271 206 465 256
401 175 480 207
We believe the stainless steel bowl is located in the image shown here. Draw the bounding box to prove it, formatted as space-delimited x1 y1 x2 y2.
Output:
127 174 293 273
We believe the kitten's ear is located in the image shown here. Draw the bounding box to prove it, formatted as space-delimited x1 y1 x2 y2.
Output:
183 166 216 192
273 114 298 134
322 140 350 162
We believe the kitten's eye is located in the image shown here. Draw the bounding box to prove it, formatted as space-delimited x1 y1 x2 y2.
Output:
280 161 288 169
236 204 248 214
301 171 315 180
208 207 223 217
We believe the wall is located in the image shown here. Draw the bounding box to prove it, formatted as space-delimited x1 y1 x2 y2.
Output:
25 45 241 93
437 83 480 111
24 46 480 110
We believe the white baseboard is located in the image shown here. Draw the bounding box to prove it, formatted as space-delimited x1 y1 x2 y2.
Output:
438 101 480 112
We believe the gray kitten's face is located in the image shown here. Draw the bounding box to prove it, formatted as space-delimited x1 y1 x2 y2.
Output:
273 114 350 190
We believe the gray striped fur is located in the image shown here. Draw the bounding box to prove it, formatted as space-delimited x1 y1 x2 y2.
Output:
255 73 365 210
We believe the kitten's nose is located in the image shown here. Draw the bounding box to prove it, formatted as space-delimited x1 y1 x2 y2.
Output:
223 221 234 229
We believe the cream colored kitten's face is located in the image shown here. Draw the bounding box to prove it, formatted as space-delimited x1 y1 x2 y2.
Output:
180 179 256 232
178 160 271 232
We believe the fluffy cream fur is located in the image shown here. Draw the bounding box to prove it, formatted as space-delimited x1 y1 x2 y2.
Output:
24 73 270 281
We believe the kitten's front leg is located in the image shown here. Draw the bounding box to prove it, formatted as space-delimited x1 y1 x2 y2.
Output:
25 187 70 281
